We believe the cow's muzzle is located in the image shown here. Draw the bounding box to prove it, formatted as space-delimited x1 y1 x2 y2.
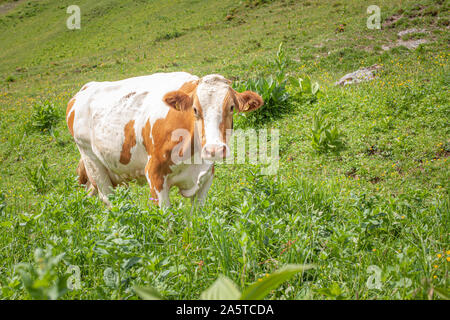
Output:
201 143 229 161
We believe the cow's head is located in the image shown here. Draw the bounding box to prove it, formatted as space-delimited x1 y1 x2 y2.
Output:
163 74 263 161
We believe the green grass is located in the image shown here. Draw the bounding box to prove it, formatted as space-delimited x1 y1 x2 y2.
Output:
0 0 449 300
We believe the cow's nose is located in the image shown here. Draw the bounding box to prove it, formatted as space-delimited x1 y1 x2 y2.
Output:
201 144 227 160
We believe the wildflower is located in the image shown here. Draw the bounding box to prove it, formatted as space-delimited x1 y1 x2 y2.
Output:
437 254 442 258
433 265 438 269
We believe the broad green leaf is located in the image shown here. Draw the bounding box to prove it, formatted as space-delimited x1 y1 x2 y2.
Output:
289 76 300 88
325 130 332 141
103 268 118 288
122 256 141 271
312 82 320 95
434 287 449 300
302 76 311 93
200 275 241 300
240 264 314 300
134 286 163 300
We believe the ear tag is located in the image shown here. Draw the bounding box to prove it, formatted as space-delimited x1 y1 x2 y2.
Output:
243 103 250 111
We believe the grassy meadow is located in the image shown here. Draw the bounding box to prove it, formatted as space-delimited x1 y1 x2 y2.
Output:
0 0 448 299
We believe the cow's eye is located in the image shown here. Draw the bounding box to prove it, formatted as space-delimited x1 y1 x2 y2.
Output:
193 107 199 117
230 105 234 112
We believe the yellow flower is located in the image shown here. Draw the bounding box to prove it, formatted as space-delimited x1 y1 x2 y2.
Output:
433 265 438 269
447 257 450 262
437 254 442 258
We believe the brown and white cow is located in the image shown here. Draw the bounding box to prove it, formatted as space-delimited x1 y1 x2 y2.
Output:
67 72 263 207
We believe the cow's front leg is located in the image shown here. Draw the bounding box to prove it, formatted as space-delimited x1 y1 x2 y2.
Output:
155 182 170 208
195 165 214 207
145 159 171 208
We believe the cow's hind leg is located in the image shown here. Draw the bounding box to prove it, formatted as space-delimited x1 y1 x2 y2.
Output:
77 158 88 185
80 152 114 206
76 158 97 196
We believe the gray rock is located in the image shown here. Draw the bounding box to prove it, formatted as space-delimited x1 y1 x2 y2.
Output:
335 64 382 86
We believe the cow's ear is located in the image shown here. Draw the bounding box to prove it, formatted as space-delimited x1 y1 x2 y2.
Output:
236 90 263 112
163 91 193 111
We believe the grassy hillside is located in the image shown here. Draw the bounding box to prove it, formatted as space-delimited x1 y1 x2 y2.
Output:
0 0 448 299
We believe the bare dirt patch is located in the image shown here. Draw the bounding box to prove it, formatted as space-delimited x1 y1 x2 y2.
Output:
383 14 402 28
382 38 428 51
397 28 428 37
0 0 26 15
382 28 430 51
